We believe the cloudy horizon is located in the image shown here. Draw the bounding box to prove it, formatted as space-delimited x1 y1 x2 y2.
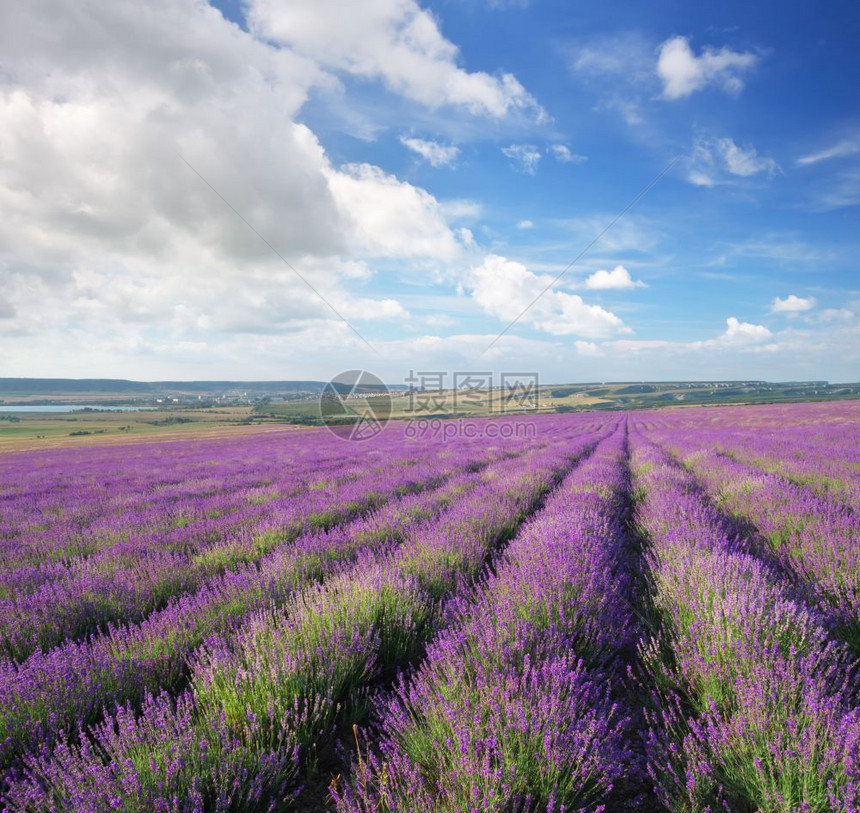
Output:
1 0 858 385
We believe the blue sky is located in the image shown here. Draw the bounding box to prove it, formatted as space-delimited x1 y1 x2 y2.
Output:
1 0 858 383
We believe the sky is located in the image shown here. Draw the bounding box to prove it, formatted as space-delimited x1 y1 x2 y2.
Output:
0 0 858 385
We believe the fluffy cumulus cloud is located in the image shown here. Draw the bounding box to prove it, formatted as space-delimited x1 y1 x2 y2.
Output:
685 317 774 351
771 294 817 314
502 144 542 175
718 316 772 344
245 0 545 119
326 163 461 258
0 0 547 375
569 33 759 127
657 36 758 100
400 136 460 167
583 265 646 290
593 316 777 364
466 255 630 338
688 136 778 186
600 317 773 356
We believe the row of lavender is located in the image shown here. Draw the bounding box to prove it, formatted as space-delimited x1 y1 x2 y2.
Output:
0 415 612 808
333 422 640 811
636 402 860 506
0 431 504 661
642 404 859 653
629 403 859 812
1 402 858 810
329 403 860 812
1 427 517 766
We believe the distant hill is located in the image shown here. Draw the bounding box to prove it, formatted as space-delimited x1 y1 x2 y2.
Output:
1 377 858 413
0 378 334 405
0 378 154 395
536 380 859 412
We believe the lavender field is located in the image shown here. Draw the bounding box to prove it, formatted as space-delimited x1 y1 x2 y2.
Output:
0 403 858 812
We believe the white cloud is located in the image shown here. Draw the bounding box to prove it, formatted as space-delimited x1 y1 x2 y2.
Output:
706 316 773 346
502 144 542 175
400 136 460 167
605 317 775 359
720 138 778 177
610 318 775 357
771 294 817 314
517 220 534 229
687 170 717 188
246 0 545 120
688 136 778 186
0 0 489 374
657 36 758 100
583 265 646 290
550 144 587 164
336 296 409 320
466 254 630 338
456 227 475 246
330 162 464 259
797 137 860 166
